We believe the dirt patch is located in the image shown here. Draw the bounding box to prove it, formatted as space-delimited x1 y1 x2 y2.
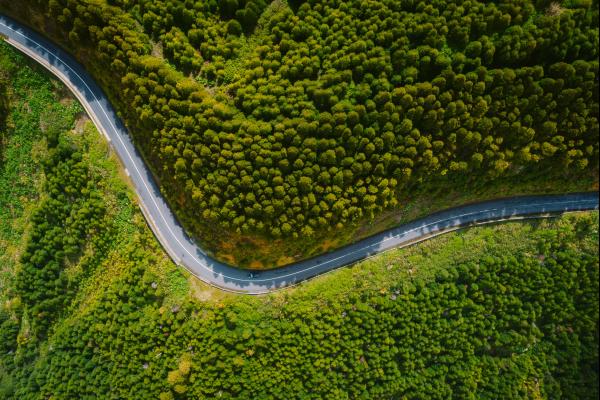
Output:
188 275 231 303
219 237 236 251
151 40 164 59
73 113 90 134
189 277 213 302
547 2 565 16
215 251 236 266
320 238 340 253
59 96 74 107
249 260 264 269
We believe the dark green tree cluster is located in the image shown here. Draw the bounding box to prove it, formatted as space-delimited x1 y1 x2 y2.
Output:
1 214 598 399
0 126 115 396
106 0 268 74
15 134 107 336
1 0 598 263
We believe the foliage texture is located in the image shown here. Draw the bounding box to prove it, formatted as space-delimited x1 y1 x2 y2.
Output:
0 0 597 265
0 44 597 398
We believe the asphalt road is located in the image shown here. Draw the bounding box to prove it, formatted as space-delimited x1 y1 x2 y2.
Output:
1 14 598 294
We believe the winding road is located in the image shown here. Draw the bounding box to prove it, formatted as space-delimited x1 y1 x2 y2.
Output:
1 14 598 294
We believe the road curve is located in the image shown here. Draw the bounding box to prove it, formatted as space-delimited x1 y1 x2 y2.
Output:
1 14 598 294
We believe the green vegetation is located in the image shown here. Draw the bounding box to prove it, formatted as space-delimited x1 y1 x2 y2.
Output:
1 13 598 399
0 42 191 397
0 41 79 301
0 0 597 267
0 42 598 398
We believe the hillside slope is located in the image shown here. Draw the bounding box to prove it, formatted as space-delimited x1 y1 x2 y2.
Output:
1 0 598 268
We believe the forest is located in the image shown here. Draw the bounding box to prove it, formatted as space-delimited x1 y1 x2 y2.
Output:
0 40 598 400
0 41 186 397
4 214 599 399
0 0 597 266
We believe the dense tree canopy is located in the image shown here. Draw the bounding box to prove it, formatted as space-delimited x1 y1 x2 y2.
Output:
0 41 598 400
0 0 598 266
2 207 599 398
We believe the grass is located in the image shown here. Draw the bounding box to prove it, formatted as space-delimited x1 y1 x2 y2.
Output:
353 167 599 241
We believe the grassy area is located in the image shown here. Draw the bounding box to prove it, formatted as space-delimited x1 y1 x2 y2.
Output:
0 40 193 311
352 167 599 243
0 41 80 301
279 211 599 303
187 210 600 309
